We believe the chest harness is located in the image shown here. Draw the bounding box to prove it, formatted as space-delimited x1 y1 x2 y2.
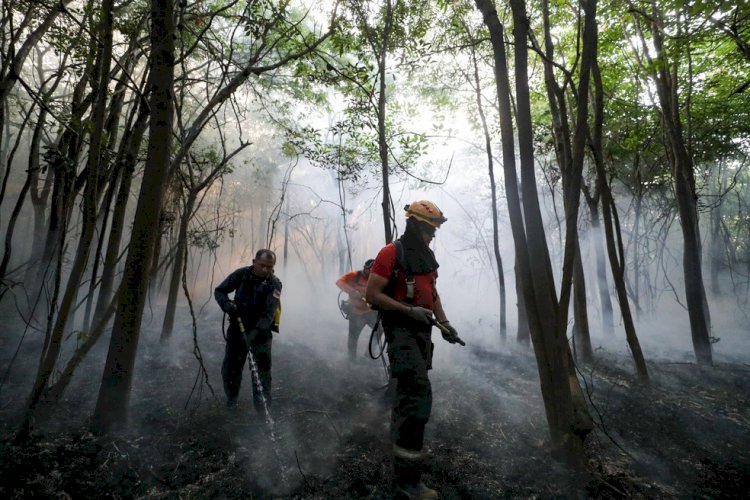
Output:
369 240 414 359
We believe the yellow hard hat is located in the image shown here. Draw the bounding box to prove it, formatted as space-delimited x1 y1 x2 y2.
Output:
404 200 447 228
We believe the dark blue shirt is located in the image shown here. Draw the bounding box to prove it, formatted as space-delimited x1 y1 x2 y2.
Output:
215 266 282 332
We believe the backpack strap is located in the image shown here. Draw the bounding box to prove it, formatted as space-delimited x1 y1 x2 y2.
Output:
392 240 415 304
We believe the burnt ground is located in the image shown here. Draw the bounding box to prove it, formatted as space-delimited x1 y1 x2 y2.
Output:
1 310 749 499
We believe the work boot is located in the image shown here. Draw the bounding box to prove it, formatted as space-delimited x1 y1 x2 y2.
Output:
396 481 438 500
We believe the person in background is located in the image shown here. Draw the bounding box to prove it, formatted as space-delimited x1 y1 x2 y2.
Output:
336 259 379 361
214 249 282 410
366 200 462 500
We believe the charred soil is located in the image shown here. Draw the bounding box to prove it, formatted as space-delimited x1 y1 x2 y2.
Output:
1 318 749 499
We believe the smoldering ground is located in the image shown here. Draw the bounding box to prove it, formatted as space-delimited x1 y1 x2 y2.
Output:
1 278 749 498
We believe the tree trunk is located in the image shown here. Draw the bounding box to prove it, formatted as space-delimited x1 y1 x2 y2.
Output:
591 59 649 381
475 0 591 466
0 108 47 282
25 162 54 289
630 160 644 316
92 0 175 434
148 210 170 296
378 0 395 243
550 0 596 352
515 259 530 346
0 0 76 168
161 191 196 341
644 1 712 365
283 196 289 273
17 0 114 438
92 104 149 328
709 193 722 295
585 194 613 335
82 57 138 330
0 96 37 230
29 56 93 322
470 33 507 341
538 0 594 359
42 287 119 406
572 241 593 362
512 0 592 463
83 166 120 332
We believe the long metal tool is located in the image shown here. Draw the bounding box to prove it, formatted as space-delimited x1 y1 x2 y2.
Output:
236 316 288 483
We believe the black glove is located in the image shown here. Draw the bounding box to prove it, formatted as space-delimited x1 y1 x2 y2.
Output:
244 328 259 347
405 306 434 324
440 321 464 345
225 301 238 317
255 318 272 331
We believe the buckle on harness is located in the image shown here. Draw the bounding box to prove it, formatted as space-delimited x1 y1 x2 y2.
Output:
405 276 415 302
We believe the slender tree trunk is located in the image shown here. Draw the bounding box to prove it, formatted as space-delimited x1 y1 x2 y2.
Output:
82 58 138 330
709 191 722 295
149 209 171 296
92 0 175 434
83 166 120 332
470 33 506 340
631 0 712 365
283 196 289 273
10 51 68 293
378 0 394 243
17 0 114 438
92 104 149 328
512 0 593 463
591 59 649 381
0 98 37 228
336 171 351 274
631 161 644 316
161 191 196 341
538 0 593 358
607 195 649 381
42 287 119 406
0 109 48 281
515 259 530 346
651 7 712 365
553 0 596 350
0 100 6 185
0 0 76 167
586 195 613 335
25 162 54 288
29 47 94 319
475 0 591 466
572 241 593 362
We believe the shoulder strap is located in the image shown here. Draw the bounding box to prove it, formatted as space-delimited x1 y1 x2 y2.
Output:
393 240 405 271
390 240 415 303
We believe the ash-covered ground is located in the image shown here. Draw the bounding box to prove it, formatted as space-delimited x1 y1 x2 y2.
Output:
1 307 749 499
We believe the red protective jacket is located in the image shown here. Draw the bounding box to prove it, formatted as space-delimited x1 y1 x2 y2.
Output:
336 271 372 315
370 242 437 310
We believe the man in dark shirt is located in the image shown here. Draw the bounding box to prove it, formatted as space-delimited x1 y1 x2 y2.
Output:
215 249 282 410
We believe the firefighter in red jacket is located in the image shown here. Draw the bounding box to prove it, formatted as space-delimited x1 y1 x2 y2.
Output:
366 200 461 500
336 259 378 361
